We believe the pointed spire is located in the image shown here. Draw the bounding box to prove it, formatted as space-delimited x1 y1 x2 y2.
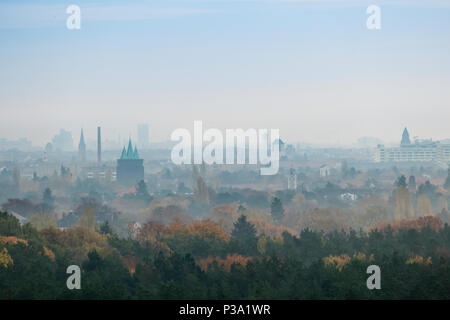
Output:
401 127 411 146
80 129 85 142
121 147 127 159
78 129 86 148
119 138 141 160
78 128 86 162
127 138 133 158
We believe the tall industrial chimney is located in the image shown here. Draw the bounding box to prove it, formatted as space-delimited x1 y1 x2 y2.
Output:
97 126 102 163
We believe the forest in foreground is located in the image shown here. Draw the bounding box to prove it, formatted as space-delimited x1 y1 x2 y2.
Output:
1 210 450 299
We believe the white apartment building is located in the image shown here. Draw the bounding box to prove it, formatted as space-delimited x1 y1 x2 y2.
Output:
374 128 450 167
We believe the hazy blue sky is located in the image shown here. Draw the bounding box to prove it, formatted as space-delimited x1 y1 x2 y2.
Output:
1 0 450 147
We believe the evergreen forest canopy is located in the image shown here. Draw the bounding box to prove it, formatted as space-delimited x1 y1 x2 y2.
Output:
1 210 450 299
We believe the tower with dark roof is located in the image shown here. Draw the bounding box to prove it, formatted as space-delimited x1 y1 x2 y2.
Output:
116 138 144 186
401 127 411 146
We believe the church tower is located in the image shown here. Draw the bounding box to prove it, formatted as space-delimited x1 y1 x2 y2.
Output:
78 129 86 162
116 138 144 186
401 127 411 146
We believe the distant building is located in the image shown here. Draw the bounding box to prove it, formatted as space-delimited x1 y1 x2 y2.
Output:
116 139 144 186
288 168 297 190
0 138 33 151
52 129 73 151
137 124 150 149
78 129 86 162
375 128 450 167
80 166 116 181
273 139 286 159
340 193 358 202
319 165 331 177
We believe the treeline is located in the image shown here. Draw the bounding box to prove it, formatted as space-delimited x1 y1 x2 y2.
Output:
1 211 450 299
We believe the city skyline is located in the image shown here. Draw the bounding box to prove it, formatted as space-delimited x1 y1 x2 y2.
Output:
2 124 450 151
1 1 450 146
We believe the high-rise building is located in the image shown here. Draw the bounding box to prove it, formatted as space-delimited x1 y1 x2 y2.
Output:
78 129 86 162
97 127 102 163
116 138 144 186
137 124 149 149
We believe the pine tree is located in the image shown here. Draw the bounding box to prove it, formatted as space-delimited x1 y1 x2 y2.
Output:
43 188 54 206
444 167 450 190
231 215 257 254
271 197 285 223
136 180 151 202
99 221 113 235
395 175 407 188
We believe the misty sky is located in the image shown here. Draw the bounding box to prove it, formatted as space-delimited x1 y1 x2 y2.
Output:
1 0 450 147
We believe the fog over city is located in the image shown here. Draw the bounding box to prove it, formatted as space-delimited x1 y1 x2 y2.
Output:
1 0 450 146
1 0 450 304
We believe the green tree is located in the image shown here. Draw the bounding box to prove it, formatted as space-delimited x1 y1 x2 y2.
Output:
0 211 22 236
99 221 113 235
136 180 152 203
29 214 57 231
444 167 450 190
12 167 21 191
43 188 54 206
231 215 257 254
270 197 285 223
395 175 407 188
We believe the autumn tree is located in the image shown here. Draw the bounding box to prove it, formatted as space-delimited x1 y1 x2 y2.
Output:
206 204 237 233
0 248 13 269
417 194 434 217
149 205 193 225
29 214 57 231
78 206 95 229
395 186 414 220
